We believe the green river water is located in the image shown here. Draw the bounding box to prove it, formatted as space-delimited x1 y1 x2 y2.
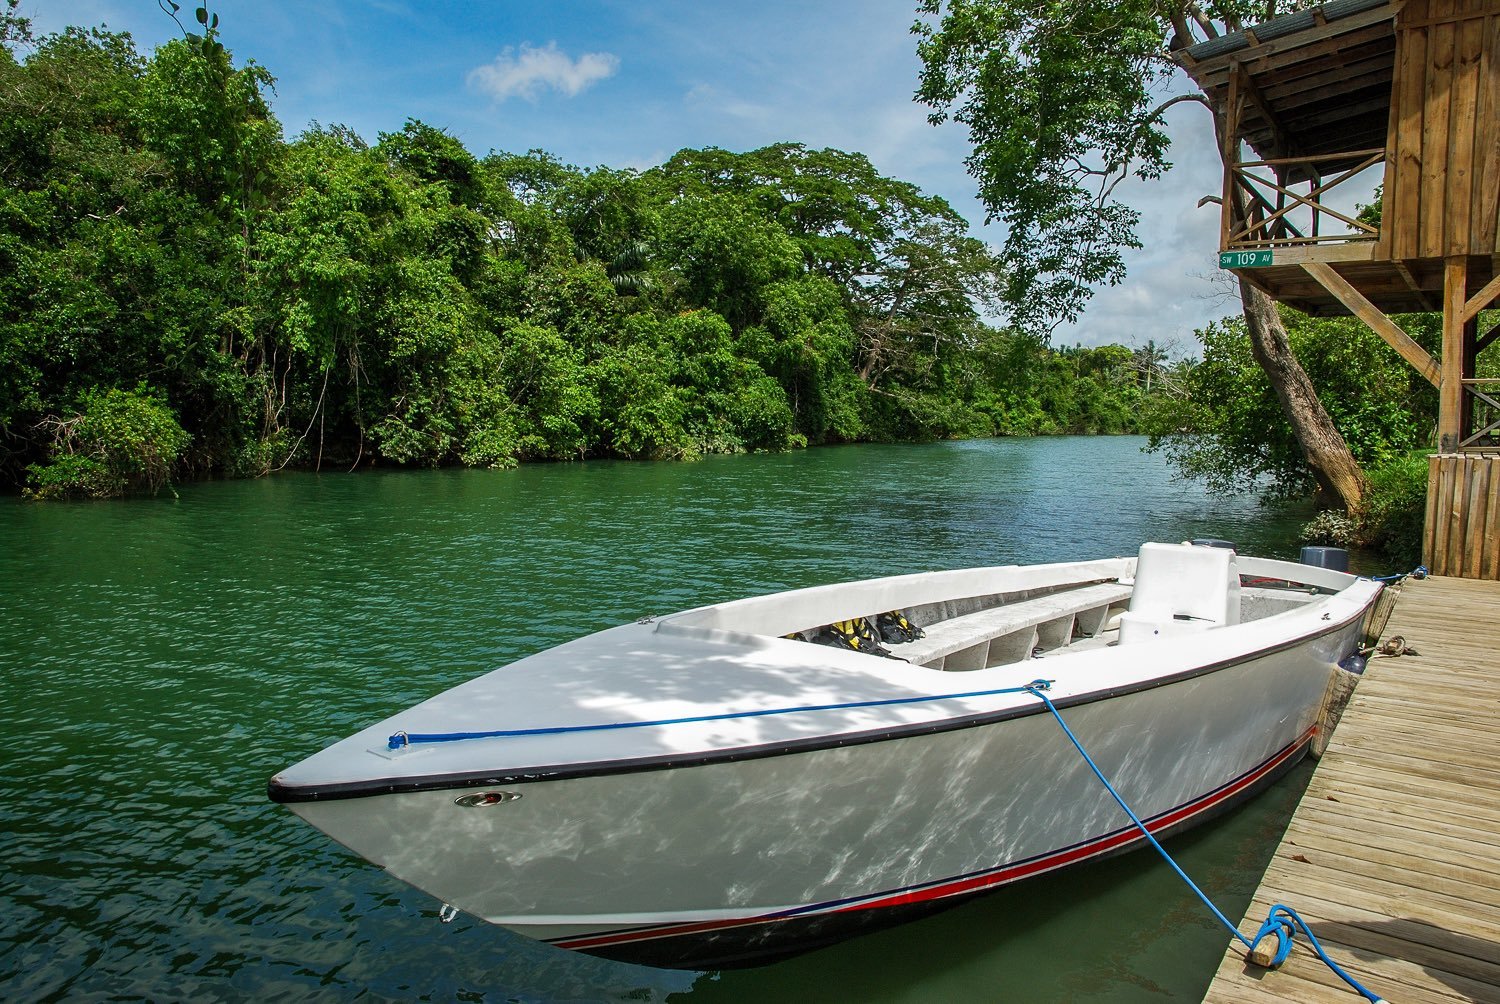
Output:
3 437 1328 1002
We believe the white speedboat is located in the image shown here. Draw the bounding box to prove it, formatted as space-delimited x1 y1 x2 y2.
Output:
269 543 1386 969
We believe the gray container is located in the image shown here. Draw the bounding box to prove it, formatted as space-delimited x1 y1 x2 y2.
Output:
1189 538 1237 550
1300 545 1349 572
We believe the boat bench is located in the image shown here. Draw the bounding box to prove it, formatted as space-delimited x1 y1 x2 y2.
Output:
889 582 1133 671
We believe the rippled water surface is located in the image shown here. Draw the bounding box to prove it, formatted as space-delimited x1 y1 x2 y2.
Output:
2 438 1317 1001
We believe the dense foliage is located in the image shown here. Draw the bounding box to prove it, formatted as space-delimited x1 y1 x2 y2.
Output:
912 0 1331 333
915 0 1383 520
0 17 1173 497
915 0 1185 332
1142 307 1446 560
1143 310 1439 502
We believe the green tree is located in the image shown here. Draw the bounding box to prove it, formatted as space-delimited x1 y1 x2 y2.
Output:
256 126 512 469
1144 311 1437 499
659 192 802 330
0 25 265 486
497 321 597 459
648 144 1007 438
915 0 1372 511
26 384 189 498
4 9 1182 496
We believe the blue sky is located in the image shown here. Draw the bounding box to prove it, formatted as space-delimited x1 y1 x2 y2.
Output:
21 0 1242 349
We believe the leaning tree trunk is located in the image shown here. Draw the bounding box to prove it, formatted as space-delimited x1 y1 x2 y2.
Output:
1207 85 1370 515
1239 279 1369 511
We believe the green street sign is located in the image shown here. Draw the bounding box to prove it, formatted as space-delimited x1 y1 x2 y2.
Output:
1219 250 1274 269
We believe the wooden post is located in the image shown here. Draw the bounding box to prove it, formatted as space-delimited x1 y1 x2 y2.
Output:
1423 454 1441 570
1221 63 1242 251
1246 942 1285 970
1463 315 1479 441
1392 4 1428 259
1439 257 1468 451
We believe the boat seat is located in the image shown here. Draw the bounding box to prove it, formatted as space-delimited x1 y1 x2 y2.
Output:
1117 542 1240 645
888 582 1132 670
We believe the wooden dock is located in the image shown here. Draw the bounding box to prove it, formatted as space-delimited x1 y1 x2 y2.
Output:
1202 574 1500 1003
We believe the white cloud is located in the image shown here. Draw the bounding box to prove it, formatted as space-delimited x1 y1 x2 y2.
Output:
467 42 619 102
683 83 775 126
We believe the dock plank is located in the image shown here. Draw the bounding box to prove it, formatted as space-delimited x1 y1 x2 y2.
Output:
1306 770 1500 830
1282 798 1500 876
1202 575 1500 1004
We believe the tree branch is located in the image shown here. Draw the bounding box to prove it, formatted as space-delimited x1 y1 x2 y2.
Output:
1186 3 1221 37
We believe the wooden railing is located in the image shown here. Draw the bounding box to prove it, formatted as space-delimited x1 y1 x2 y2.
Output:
1224 149 1384 251
1460 378 1500 451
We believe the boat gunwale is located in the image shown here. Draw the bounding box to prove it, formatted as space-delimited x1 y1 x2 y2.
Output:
267 592 1374 804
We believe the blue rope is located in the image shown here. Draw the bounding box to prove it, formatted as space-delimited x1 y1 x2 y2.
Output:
387 678 1055 750
1021 686 1249 940
1023 683 1385 1003
1369 564 1427 583
1249 904 1385 1001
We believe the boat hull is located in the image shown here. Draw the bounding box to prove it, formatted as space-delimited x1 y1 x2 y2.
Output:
286 616 1356 970
555 729 1312 968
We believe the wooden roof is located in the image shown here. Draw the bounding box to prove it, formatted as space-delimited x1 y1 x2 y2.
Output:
1173 0 1400 174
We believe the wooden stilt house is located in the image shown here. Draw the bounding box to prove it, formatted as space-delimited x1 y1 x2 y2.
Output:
1174 0 1500 577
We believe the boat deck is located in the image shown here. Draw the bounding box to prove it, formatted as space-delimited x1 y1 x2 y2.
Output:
1201 574 1500 1004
